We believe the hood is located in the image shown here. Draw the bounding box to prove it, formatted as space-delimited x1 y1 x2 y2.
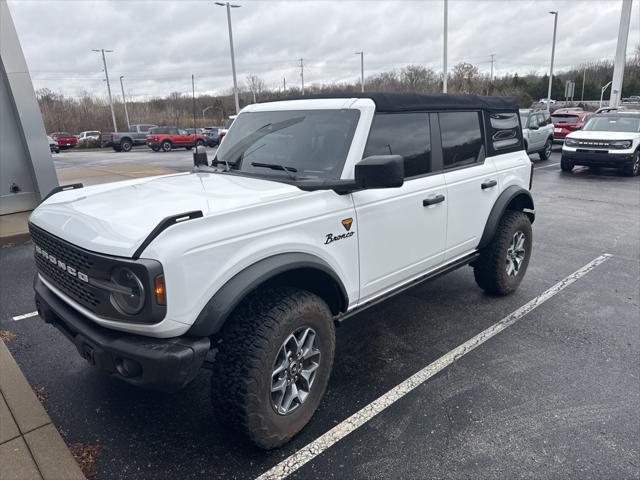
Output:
566 130 637 140
30 172 306 257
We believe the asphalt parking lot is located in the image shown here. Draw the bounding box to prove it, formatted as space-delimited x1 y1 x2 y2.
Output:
1 146 639 479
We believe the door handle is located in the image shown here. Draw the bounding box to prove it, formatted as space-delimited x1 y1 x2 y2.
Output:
481 179 497 189
423 194 445 206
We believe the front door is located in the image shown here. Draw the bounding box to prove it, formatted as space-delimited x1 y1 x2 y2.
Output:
352 112 447 303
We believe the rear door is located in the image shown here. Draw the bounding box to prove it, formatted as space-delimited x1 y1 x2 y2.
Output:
352 112 447 302
440 111 499 260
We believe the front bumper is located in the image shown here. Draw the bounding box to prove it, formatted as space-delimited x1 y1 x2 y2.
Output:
561 149 635 168
35 276 210 392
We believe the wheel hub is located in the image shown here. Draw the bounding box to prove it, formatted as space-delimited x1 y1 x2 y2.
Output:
506 231 526 277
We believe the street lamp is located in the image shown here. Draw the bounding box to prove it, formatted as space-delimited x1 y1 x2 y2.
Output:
443 0 448 93
354 51 364 93
546 11 558 111
600 81 613 108
119 76 131 131
92 49 117 132
215 1 241 114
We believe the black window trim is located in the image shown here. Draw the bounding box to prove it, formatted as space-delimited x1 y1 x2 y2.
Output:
437 110 487 173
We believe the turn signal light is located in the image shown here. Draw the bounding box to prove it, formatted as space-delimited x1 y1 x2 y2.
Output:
155 275 166 305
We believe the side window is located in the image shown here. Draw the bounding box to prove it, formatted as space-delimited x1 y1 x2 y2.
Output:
536 113 547 126
439 111 484 169
486 112 522 153
138 125 150 133
528 115 539 128
170 128 179 135
363 113 431 178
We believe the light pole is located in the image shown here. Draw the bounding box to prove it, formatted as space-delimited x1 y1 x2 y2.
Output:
609 0 632 108
443 0 448 93
215 2 241 114
600 81 613 108
119 76 130 131
546 11 558 111
93 49 117 132
354 51 364 92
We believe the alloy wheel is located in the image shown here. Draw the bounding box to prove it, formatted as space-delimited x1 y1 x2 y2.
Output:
506 231 526 277
270 327 321 415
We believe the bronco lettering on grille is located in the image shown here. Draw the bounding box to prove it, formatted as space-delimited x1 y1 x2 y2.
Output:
35 245 89 282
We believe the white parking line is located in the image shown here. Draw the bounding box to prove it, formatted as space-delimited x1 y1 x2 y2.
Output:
255 253 612 480
534 162 560 170
12 311 38 321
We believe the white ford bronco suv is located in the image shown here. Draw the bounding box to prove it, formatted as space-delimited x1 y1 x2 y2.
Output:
30 93 535 449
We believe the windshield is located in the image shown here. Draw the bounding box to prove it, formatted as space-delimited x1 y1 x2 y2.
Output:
552 114 580 123
583 116 640 133
214 109 360 180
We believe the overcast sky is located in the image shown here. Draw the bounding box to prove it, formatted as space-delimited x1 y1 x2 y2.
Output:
7 0 640 100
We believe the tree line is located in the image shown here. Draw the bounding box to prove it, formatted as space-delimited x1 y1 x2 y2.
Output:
38 47 640 134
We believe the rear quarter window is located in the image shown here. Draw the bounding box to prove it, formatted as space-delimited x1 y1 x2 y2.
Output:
485 111 523 155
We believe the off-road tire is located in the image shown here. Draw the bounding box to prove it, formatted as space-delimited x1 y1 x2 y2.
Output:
211 287 335 449
161 140 172 152
621 150 640 177
473 211 532 295
151 145 160 152
560 156 574 172
539 138 552 161
121 139 133 152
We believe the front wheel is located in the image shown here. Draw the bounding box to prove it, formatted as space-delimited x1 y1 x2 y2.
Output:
560 156 574 172
539 138 552 161
621 150 640 177
212 287 335 449
161 140 172 152
120 139 133 152
473 211 532 296
150 145 160 152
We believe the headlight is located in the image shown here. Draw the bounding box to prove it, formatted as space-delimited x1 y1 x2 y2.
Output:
110 267 145 315
564 138 578 147
610 140 632 149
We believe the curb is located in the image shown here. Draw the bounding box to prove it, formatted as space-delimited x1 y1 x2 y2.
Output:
0 340 85 480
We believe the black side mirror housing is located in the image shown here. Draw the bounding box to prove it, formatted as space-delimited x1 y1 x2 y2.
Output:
193 145 208 167
355 155 404 189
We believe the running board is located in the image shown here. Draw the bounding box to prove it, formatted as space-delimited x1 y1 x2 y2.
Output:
336 251 480 323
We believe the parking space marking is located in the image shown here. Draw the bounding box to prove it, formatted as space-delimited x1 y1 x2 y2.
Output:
12 311 38 321
534 162 560 169
256 253 612 480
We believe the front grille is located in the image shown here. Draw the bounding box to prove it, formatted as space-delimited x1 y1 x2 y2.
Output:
576 139 611 148
30 225 102 311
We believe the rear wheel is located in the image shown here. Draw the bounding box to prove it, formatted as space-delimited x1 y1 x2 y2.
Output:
539 138 552 161
621 150 640 177
560 156 574 172
212 287 335 449
161 140 172 152
473 211 532 296
121 139 133 152
150 145 160 152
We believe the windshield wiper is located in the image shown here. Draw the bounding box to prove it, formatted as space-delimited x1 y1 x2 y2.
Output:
251 162 298 180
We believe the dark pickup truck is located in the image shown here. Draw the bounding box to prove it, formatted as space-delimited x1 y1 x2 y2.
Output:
101 124 157 152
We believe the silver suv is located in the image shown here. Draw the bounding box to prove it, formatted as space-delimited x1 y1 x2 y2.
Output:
520 109 554 161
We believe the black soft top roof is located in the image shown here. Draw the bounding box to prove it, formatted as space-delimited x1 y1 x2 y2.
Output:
273 92 519 112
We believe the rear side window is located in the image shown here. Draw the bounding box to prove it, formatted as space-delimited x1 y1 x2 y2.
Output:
486 112 522 154
439 112 483 169
363 113 431 178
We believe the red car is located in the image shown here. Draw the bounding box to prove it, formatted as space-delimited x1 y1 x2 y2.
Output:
551 111 593 142
49 132 77 149
146 127 206 152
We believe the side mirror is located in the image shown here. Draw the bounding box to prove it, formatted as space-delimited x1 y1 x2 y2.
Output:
193 145 208 167
355 155 404 189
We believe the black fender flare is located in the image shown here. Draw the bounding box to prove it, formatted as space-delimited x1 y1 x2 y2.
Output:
187 253 348 337
477 186 535 249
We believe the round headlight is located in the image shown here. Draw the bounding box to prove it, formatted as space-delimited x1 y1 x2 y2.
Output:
564 138 578 147
110 267 145 315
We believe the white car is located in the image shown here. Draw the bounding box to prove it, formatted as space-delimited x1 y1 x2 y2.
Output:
30 94 535 449
77 130 101 141
561 112 640 176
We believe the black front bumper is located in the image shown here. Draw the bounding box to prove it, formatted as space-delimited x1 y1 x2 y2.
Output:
562 150 635 168
35 276 210 392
